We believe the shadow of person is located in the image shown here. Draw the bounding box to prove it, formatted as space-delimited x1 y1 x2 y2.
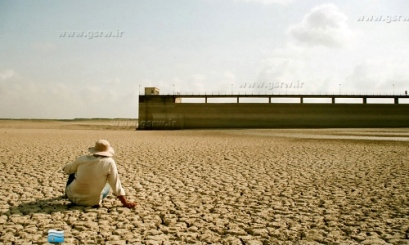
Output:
2 195 88 216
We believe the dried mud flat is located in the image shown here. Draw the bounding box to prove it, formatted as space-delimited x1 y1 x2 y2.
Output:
1 121 409 245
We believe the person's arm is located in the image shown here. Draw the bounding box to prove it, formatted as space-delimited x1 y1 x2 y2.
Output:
117 195 136 208
63 157 82 174
107 160 136 208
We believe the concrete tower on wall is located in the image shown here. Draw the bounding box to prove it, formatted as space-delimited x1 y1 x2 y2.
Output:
145 87 160 95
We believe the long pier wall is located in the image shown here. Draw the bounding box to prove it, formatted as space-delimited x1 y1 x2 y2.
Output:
138 95 409 129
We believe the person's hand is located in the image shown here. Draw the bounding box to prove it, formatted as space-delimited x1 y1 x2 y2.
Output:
118 195 136 208
123 201 137 208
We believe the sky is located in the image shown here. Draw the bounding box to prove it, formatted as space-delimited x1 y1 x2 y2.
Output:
1 0 409 119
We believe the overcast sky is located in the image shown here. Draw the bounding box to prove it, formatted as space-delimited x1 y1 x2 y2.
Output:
1 0 409 119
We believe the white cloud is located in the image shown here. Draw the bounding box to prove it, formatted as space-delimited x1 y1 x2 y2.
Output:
0 69 15 81
252 4 357 95
221 71 236 90
346 59 409 94
254 45 312 93
288 4 353 49
0 70 18 98
0 71 133 118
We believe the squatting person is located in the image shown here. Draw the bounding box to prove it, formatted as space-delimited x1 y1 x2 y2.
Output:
63 139 136 208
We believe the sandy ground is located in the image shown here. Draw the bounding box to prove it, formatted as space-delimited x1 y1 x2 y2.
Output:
0 120 409 245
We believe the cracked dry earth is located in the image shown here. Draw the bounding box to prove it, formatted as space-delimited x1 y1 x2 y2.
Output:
0 124 409 244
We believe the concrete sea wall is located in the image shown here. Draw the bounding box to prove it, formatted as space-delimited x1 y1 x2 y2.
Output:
138 96 409 129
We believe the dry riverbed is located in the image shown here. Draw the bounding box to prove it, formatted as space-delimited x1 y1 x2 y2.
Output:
0 121 408 244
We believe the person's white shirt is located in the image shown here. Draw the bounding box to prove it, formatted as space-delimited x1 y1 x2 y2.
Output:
64 155 126 206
